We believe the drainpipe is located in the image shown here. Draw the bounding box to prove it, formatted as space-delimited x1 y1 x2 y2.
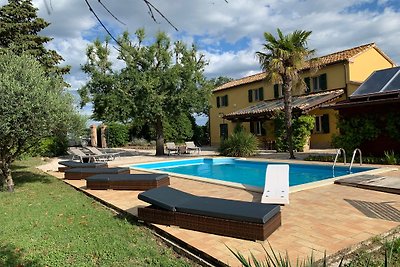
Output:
343 62 349 99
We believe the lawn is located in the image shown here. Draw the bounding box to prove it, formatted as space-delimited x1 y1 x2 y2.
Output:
0 158 197 267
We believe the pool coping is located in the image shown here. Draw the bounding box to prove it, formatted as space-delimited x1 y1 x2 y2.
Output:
127 157 398 194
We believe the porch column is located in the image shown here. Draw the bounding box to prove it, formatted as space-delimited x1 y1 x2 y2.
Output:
100 124 107 148
90 124 97 147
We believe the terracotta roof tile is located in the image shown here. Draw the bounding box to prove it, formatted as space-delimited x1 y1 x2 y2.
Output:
214 43 392 92
224 90 344 120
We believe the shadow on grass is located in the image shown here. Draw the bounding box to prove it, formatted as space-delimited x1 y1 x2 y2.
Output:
0 244 42 267
10 164 29 171
12 171 52 187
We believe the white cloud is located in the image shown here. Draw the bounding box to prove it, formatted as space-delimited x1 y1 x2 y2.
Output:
2 0 400 118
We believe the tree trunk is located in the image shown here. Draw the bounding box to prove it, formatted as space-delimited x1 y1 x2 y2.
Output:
155 117 165 156
283 77 295 159
0 161 14 192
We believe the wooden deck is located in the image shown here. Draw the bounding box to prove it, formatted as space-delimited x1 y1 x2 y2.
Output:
335 174 400 195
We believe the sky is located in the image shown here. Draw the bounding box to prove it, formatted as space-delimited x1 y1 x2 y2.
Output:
2 0 400 124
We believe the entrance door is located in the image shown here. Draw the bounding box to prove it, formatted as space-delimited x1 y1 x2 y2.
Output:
220 124 228 140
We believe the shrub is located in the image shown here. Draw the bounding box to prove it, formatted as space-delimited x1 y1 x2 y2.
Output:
332 115 381 153
106 122 129 148
292 115 315 152
273 112 315 152
386 112 400 141
131 138 150 147
25 135 69 157
304 154 400 165
219 129 258 157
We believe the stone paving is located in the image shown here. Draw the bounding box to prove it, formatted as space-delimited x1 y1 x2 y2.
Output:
40 150 400 266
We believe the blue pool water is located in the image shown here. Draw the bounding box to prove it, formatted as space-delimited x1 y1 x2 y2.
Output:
132 158 373 187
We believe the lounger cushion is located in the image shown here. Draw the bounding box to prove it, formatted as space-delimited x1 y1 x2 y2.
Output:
65 167 129 174
138 187 280 223
58 161 107 168
138 187 194 211
86 173 168 182
176 197 280 224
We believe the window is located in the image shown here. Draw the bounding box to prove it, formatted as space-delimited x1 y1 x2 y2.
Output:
304 77 311 93
250 121 265 136
216 95 228 107
314 114 330 133
312 76 320 91
248 87 264 102
273 84 284 98
308 73 327 92
220 124 228 139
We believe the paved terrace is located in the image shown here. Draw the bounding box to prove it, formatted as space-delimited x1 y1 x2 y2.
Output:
39 149 400 266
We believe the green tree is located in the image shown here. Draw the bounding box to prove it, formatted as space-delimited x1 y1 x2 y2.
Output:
164 113 194 143
0 52 81 192
0 0 70 76
256 29 314 159
80 29 211 155
210 76 233 87
80 38 133 123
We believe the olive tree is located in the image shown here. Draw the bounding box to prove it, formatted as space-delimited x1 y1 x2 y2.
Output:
0 52 81 192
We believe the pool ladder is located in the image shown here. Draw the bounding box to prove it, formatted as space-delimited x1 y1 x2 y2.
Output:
332 148 362 173
349 148 362 173
333 148 346 170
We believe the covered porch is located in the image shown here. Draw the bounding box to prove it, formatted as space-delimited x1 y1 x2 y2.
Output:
223 90 344 150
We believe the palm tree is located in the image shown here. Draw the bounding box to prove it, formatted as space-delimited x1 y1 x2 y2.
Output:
256 29 314 159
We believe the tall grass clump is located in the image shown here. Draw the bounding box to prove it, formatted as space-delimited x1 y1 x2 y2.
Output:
384 150 397 165
228 236 400 267
219 125 258 157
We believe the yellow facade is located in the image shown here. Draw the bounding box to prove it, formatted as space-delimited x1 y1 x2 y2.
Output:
348 47 395 83
210 45 395 149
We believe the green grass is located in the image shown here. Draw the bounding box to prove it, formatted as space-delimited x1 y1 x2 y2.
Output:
0 158 196 267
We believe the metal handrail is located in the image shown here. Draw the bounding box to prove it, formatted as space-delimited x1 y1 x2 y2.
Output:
333 148 346 170
349 148 362 172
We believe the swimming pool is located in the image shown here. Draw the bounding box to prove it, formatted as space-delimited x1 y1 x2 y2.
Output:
132 158 373 187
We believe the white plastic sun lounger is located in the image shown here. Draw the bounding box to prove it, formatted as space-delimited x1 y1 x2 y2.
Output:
261 164 289 205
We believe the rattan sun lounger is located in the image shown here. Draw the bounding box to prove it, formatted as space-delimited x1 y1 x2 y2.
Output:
64 167 130 180
86 173 170 190
86 147 121 161
138 187 281 240
58 160 108 172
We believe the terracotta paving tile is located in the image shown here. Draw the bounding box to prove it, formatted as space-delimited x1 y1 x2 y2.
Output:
51 157 400 266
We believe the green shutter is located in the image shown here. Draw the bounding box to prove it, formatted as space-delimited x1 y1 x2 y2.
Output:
216 96 220 108
248 90 253 102
304 77 311 93
224 95 228 106
250 122 255 134
273 84 279 98
259 87 264 100
321 114 330 133
320 73 327 90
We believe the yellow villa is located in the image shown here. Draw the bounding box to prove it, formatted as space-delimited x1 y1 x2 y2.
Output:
210 43 396 149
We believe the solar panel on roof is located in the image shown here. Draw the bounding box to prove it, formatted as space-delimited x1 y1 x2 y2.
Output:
382 70 400 93
350 66 400 99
